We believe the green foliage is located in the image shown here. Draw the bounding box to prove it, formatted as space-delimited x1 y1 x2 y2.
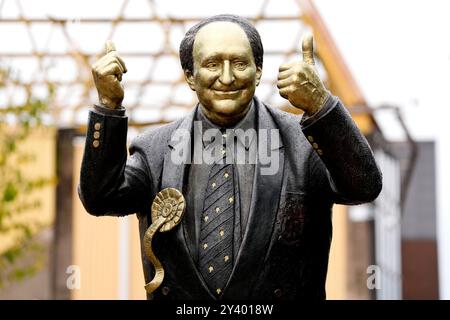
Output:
0 65 55 288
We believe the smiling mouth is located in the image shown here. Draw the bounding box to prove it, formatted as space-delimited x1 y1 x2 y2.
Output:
213 89 240 95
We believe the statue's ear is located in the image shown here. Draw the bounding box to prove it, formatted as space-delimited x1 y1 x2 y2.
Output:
255 66 262 87
184 70 196 91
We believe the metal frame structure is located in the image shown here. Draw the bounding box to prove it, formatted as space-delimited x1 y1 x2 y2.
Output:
0 0 322 127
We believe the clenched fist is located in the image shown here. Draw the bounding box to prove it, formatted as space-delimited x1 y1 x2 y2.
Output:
92 40 127 109
277 34 328 116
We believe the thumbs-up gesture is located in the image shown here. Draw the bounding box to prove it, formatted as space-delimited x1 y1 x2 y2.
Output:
92 40 127 109
277 34 328 115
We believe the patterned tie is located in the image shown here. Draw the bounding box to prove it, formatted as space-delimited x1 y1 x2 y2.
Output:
199 131 241 297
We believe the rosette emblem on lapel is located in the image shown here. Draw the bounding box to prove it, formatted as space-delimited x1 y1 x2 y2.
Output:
144 188 185 294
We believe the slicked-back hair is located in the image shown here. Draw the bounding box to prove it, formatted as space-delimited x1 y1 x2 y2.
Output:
179 14 264 73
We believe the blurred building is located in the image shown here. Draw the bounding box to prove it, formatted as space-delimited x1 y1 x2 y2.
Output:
0 0 412 300
392 141 439 299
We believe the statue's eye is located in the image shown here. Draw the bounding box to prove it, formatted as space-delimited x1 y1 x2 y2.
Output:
234 61 247 70
206 62 218 69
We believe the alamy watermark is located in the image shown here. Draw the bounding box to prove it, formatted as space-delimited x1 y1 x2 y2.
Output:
66 265 81 290
169 122 281 175
366 265 381 290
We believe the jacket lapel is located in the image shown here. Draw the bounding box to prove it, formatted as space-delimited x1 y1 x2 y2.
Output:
159 99 285 299
223 98 285 299
161 106 215 299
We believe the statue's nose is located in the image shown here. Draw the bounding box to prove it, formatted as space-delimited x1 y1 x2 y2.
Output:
219 61 234 85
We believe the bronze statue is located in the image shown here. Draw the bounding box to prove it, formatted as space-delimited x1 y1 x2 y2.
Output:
80 14 382 300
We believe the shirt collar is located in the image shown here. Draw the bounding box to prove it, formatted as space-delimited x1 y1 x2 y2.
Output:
196 100 257 150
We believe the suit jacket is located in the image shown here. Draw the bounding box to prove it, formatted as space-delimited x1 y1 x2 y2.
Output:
78 95 382 300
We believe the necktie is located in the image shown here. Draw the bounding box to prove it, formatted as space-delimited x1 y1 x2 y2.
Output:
199 131 241 297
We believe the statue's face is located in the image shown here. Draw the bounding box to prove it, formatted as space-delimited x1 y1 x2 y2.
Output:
185 22 262 126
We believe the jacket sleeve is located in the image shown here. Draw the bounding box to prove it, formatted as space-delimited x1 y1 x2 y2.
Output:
301 95 382 205
78 107 152 216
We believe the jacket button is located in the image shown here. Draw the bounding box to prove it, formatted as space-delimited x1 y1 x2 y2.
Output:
93 140 100 148
162 286 170 296
94 122 101 130
93 131 100 139
274 288 283 298
307 135 314 143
